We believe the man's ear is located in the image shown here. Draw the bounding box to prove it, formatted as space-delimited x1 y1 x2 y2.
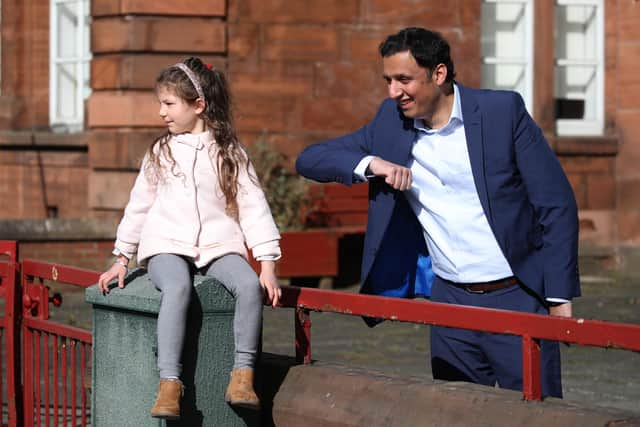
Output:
432 63 448 86
195 97 206 114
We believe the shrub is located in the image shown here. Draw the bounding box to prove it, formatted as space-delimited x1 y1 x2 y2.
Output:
247 140 309 231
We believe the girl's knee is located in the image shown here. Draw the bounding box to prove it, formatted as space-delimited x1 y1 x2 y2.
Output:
237 279 263 305
162 279 192 304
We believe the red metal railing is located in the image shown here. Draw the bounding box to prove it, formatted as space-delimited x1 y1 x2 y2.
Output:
20 260 97 427
279 286 640 401
1 241 20 427
3 239 640 424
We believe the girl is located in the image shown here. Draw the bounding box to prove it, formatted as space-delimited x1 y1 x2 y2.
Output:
97 57 282 420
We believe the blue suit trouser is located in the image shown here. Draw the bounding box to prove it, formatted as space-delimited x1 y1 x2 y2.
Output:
429 276 563 398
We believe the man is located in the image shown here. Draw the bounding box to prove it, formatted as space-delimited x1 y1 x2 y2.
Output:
295 27 580 398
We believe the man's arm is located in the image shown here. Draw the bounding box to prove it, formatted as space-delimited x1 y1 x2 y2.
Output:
511 92 581 308
297 99 414 187
295 125 373 185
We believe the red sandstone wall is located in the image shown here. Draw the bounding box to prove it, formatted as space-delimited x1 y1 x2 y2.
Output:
227 0 481 168
0 1 90 220
18 241 113 271
85 0 227 221
0 0 50 130
1 0 639 247
0 147 89 219
614 0 640 245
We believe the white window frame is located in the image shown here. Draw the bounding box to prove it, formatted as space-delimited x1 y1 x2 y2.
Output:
49 0 92 133
481 0 534 113
555 0 604 136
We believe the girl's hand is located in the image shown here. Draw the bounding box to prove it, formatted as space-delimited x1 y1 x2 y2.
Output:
97 257 128 294
259 260 281 307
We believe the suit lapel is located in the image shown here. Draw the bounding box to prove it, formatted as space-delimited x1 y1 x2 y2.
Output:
459 84 492 225
385 107 416 166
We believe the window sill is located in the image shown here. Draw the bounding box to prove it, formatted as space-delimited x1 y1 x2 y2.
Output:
0 130 88 148
551 134 618 156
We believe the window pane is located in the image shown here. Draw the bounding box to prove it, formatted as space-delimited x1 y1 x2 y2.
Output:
481 0 533 111
556 4 598 61
482 63 527 94
555 1 603 134
57 3 79 58
482 2 528 57
50 0 92 132
56 63 78 120
555 64 598 120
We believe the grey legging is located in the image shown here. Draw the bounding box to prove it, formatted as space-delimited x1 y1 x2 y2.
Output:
147 253 263 378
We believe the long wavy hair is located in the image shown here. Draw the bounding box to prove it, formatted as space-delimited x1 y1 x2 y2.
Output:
146 57 250 219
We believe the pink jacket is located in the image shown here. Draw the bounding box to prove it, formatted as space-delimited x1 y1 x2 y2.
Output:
114 131 281 267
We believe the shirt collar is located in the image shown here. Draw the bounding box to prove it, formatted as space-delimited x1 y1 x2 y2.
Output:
414 83 463 134
174 130 214 149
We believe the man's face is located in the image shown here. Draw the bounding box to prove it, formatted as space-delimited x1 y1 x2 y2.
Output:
382 50 439 119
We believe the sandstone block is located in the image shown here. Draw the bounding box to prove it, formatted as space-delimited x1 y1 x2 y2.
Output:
262 25 339 61
87 91 159 128
92 17 225 54
92 0 225 17
89 171 138 209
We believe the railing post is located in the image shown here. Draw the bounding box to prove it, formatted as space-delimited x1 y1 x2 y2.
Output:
295 308 311 364
21 268 57 427
0 240 23 427
522 334 542 401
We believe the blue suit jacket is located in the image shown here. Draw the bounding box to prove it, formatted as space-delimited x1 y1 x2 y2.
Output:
296 84 581 302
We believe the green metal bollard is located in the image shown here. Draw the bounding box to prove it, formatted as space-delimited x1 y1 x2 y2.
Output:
86 269 260 427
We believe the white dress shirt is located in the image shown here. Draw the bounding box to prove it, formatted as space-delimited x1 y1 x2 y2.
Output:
405 84 513 283
356 84 513 283
354 85 568 302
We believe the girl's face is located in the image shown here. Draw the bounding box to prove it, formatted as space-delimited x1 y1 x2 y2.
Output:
157 85 205 134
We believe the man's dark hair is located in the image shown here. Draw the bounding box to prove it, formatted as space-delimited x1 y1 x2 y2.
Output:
379 27 456 82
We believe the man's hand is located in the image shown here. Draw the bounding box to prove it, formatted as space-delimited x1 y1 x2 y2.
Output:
368 157 412 191
549 301 572 317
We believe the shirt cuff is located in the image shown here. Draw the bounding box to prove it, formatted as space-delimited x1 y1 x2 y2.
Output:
255 255 280 262
251 240 282 261
113 240 137 260
545 297 570 304
353 155 376 182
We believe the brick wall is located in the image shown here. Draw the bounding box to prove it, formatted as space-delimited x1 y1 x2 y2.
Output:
0 1 90 222
613 0 640 245
0 145 89 219
556 137 618 247
1 0 639 249
227 0 481 168
19 240 113 271
0 0 49 129
0 0 3 94
86 0 227 219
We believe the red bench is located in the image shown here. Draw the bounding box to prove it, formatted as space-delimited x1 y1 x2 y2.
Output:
304 184 369 228
251 184 368 288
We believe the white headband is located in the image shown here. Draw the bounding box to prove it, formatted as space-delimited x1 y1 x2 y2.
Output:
174 63 204 101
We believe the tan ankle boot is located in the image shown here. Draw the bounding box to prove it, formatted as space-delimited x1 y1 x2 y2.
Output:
225 368 260 409
150 378 183 420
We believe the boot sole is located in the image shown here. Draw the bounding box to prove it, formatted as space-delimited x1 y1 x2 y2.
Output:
150 412 180 420
226 400 261 410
